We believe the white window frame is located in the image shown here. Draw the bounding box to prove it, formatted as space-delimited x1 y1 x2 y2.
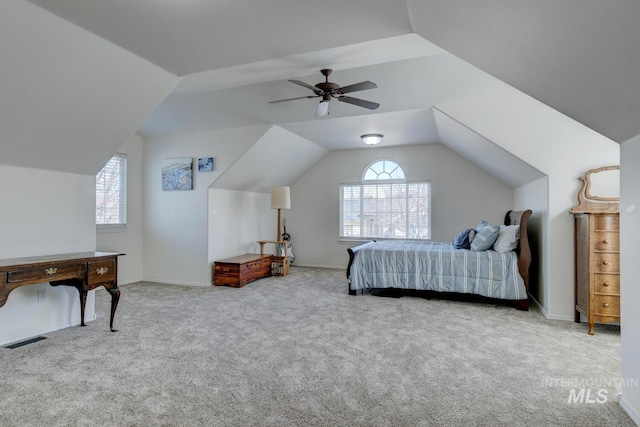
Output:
96 153 127 229
339 160 431 242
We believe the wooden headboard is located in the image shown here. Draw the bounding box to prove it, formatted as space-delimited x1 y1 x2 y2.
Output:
504 209 533 295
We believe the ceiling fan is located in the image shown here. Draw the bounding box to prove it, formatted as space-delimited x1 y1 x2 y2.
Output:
269 69 379 117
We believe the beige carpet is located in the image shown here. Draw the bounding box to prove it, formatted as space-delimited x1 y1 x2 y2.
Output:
0 267 633 426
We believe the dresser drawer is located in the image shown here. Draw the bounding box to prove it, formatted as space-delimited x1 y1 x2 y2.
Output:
593 273 620 295
594 295 620 317
592 214 619 231
88 260 116 284
593 232 619 252
592 253 619 273
7 262 86 283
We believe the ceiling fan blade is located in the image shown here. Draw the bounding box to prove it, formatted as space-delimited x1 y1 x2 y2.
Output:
315 101 330 117
269 95 318 104
288 79 322 94
338 81 377 94
337 96 380 110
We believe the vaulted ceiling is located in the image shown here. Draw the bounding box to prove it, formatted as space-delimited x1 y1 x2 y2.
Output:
4 0 636 177
25 0 640 144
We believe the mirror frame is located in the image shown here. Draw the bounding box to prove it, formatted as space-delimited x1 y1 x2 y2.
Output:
570 166 619 214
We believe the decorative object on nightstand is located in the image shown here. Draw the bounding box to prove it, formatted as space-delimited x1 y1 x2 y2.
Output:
280 218 294 264
570 166 620 335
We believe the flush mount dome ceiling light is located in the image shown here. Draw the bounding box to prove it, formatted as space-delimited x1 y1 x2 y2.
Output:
361 134 383 145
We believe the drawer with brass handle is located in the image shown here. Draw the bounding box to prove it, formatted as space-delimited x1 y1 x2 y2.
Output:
594 295 620 318
593 232 619 251
7 263 86 283
592 253 619 273
594 273 620 294
88 260 116 284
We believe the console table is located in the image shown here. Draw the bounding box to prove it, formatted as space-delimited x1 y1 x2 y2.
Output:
0 252 124 332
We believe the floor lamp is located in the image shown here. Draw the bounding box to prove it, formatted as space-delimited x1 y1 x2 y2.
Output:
271 186 291 240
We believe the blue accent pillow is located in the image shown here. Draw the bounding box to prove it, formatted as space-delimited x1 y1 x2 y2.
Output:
470 220 500 251
452 228 475 249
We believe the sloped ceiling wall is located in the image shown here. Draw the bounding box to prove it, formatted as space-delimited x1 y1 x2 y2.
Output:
433 108 544 187
210 126 328 193
0 0 178 175
408 0 640 143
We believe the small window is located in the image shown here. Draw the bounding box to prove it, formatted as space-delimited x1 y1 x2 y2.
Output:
96 153 127 226
340 160 430 240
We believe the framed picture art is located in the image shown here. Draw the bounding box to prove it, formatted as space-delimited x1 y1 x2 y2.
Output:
198 157 214 172
162 158 193 191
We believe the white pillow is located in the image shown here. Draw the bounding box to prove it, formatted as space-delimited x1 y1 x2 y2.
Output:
493 225 520 253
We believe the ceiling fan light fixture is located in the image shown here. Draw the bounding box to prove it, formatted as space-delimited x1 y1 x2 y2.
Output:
316 100 330 117
269 69 379 117
361 133 383 146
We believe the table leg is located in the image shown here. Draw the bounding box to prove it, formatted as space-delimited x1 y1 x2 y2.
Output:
105 286 120 332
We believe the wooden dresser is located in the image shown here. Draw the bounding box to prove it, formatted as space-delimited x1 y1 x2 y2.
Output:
573 213 620 334
571 166 620 335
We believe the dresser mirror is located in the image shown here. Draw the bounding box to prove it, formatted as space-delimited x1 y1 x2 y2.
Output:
571 165 620 214
584 165 620 201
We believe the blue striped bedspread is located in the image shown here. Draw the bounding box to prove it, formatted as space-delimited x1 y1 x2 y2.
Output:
349 240 526 300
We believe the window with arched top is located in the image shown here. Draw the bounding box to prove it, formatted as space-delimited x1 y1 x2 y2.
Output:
363 160 405 181
340 159 431 240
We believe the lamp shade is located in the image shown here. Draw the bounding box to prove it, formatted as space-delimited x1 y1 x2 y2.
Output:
271 186 291 210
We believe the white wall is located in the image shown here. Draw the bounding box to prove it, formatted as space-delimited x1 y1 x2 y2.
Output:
619 137 640 424
0 0 178 175
142 125 270 286
96 134 144 285
208 189 275 264
0 165 96 346
288 144 514 269
514 177 548 310
439 92 619 320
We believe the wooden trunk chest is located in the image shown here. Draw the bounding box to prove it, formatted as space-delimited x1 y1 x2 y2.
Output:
214 254 272 287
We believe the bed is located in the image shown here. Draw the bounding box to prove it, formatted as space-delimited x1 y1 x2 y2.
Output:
346 210 532 310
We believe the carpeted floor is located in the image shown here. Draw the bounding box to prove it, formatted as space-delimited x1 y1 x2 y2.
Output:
0 267 634 426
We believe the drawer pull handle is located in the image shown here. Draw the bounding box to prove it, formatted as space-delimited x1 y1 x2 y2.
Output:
96 267 109 276
603 303 610 307
602 260 609 265
603 282 610 287
45 268 58 275
603 240 609 244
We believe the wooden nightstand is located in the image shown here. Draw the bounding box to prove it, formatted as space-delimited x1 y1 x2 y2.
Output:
257 240 290 276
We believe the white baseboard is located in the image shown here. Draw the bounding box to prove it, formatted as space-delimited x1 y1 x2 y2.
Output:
291 263 344 270
141 277 211 287
528 296 576 322
619 395 640 426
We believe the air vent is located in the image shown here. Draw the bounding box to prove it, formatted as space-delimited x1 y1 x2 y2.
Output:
4 336 47 349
